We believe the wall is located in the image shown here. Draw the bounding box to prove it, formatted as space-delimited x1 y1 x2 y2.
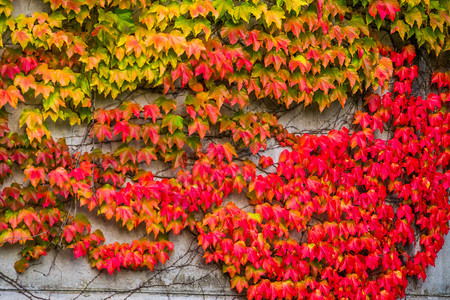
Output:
0 1 449 299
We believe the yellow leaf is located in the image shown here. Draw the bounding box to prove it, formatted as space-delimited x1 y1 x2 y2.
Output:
264 6 285 29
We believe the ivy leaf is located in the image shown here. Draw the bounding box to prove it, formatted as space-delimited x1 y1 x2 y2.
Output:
313 76 336 95
72 214 91 234
368 0 400 21
156 97 177 114
172 63 193 88
14 258 29 273
167 130 186 148
316 0 323 19
143 104 162 122
186 136 202 151
204 103 220 124
365 93 381 113
353 111 372 128
264 6 285 29
114 145 137 165
19 109 43 129
391 19 408 39
404 7 423 28
113 9 135 32
162 114 184 134
213 0 234 18
43 91 66 114
24 166 45 188
48 167 70 189
188 118 209 138
137 147 157 166
230 275 249 293
142 123 160 144
164 149 187 169
14 74 37 93
93 123 113 142
221 22 246 44
116 206 133 224
283 0 307 14
120 101 142 120
40 208 61 226
259 156 274 168
289 55 311 74
11 29 32 48
113 121 131 142
233 3 253 23
1 63 20 79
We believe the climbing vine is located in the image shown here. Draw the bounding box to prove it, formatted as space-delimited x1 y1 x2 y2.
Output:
0 0 449 299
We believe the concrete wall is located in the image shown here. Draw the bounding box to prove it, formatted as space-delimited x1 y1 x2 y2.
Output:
1 1 449 299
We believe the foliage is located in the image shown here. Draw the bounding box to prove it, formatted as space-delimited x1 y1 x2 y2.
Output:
0 0 449 299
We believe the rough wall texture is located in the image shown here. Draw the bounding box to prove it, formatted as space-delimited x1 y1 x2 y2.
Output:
0 1 449 299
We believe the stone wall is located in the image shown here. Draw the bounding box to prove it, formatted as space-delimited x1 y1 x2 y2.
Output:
0 1 449 299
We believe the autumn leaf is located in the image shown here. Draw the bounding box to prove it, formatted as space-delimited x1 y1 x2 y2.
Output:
143 104 162 122
172 63 193 88
368 0 400 21
14 74 36 93
230 275 249 293
162 114 184 134
156 97 177 114
48 167 70 189
93 123 113 142
137 147 157 166
188 118 209 138
264 6 285 29
259 156 274 168
24 166 45 188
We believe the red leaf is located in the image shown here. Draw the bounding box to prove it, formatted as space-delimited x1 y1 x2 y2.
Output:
116 206 134 224
93 123 113 142
401 45 416 65
1 63 20 80
204 103 219 124
142 123 160 144
113 120 131 142
431 71 450 89
317 0 323 19
73 241 87 258
259 156 274 168
172 63 193 88
143 104 161 122
20 57 38 74
48 167 70 189
120 101 142 120
188 118 209 139
24 166 45 188
137 147 157 166
353 111 372 128
369 0 400 21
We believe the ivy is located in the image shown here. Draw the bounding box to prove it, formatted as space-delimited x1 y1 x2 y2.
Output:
0 0 449 299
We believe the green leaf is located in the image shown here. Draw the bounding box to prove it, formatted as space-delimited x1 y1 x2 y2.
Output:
113 9 135 32
174 16 193 36
233 2 252 22
162 114 184 134
19 109 42 129
167 130 186 148
282 0 307 14
186 136 202 151
404 7 423 28
156 97 177 114
213 0 234 18
43 91 65 114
